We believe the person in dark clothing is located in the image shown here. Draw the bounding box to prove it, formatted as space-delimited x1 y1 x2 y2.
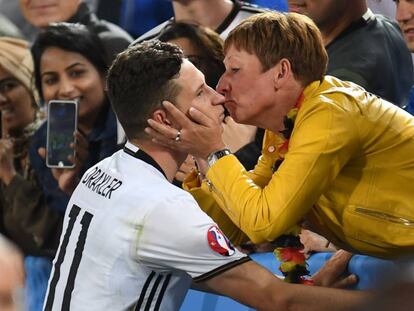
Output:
19 0 133 65
136 0 267 42
287 0 413 108
394 0 414 115
159 22 226 89
119 0 174 38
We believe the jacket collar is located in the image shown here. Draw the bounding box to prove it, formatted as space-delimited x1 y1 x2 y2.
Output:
68 2 98 25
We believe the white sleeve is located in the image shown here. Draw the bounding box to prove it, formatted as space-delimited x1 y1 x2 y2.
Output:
136 192 249 282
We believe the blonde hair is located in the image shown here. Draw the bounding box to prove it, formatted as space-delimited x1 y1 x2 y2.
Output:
224 12 328 86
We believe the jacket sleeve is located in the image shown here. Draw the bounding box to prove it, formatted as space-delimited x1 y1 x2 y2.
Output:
183 171 249 245
205 100 360 244
183 131 285 244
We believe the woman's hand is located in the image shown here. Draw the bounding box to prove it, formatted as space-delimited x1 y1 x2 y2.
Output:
145 101 226 159
39 131 89 195
312 250 358 289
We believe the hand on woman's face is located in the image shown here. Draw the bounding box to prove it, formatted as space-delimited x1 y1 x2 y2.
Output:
0 66 35 136
40 47 106 126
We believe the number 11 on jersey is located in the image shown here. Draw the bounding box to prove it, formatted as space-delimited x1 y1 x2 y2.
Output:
44 204 94 311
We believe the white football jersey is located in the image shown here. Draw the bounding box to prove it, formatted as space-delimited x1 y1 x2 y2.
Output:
43 142 248 311
135 1 267 42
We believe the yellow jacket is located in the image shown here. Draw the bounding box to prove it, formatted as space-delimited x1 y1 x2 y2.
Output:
184 76 414 259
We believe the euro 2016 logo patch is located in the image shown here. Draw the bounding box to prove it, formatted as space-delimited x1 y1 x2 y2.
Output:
207 225 235 256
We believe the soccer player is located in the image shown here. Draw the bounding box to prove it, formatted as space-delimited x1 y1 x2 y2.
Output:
43 40 366 311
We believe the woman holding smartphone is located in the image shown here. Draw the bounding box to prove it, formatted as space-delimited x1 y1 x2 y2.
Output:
0 37 63 311
30 23 120 215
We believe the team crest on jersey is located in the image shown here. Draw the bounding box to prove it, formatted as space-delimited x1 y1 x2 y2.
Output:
207 225 235 256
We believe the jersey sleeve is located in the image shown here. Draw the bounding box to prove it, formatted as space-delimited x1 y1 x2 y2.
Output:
135 191 250 282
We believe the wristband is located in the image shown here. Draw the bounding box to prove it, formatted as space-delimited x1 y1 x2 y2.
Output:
207 149 231 167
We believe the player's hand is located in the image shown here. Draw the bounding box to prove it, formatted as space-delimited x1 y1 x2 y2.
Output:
145 101 226 159
312 250 358 289
0 138 16 185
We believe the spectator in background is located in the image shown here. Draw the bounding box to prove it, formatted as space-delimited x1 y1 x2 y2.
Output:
20 0 131 144
0 13 24 136
287 0 413 108
367 0 396 18
30 23 120 216
0 14 23 38
95 0 122 25
159 23 226 88
0 0 98 40
120 0 174 38
0 37 62 311
395 0 414 115
19 0 132 66
0 0 38 40
136 0 268 42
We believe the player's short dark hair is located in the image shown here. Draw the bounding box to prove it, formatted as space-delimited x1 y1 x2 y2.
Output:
107 40 183 139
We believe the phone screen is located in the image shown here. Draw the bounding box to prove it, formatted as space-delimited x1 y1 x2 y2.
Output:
46 100 78 168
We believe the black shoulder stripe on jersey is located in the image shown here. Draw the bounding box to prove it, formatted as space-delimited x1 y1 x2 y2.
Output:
135 271 156 310
124 146 167 179
134 32 161 44
153 274 172 311
143 274 163 311
238 0 268 13
193 256 252 283
216 0 242 34
240 6 268 14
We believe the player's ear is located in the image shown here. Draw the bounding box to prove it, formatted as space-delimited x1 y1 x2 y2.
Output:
152 108 173 127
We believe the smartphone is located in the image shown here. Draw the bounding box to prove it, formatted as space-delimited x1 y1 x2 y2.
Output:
46 100 78 168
